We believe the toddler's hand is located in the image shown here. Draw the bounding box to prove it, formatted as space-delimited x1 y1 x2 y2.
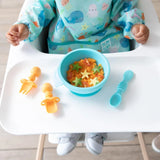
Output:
131 24 149 44
6 24 29 46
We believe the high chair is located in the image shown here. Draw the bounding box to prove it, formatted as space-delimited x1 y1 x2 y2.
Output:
36 133 149 160
0 0 160 160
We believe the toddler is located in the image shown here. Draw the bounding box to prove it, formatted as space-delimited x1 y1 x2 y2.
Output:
6 0 149 156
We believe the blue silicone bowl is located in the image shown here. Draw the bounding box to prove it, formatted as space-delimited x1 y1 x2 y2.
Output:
58 48 110 96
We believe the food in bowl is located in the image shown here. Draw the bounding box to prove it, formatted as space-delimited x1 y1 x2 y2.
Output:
58 48 110 96
67 58 104 87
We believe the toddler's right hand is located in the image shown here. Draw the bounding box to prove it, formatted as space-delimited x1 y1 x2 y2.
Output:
6 24 29 46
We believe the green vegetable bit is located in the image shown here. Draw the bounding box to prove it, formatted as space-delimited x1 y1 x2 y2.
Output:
92 65 102 73
72 63 82 72
72 77 82 87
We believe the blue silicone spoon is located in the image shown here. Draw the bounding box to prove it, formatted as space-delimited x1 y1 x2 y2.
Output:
110 70 134 107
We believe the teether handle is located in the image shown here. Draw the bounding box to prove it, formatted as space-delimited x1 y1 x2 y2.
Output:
28 67 41 81
42 83 53 97
44 91 53 98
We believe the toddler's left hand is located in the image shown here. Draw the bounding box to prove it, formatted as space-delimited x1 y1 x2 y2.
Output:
131 24 149 44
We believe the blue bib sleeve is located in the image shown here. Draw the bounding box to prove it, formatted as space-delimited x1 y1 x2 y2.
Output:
111 0 145 39
16 0 56 42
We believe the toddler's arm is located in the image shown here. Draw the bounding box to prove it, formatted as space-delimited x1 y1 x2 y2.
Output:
111 0 149 44
6 0 56 46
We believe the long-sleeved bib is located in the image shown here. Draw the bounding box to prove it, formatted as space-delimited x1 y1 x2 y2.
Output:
16 0 145 53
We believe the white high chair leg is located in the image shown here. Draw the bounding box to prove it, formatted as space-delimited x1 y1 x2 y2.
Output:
137 132 150 160
36 134 46 160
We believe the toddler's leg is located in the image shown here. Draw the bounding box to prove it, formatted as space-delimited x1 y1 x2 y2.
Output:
85 133 107 155
49 133 82 156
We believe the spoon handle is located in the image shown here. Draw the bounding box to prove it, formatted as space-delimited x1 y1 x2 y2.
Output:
117 70 134 95
109 70 134 107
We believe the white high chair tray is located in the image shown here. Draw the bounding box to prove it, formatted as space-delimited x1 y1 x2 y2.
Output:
1 42 160 135
1 0 160 134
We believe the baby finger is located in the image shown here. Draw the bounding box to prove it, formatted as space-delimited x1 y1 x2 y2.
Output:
135 32 149 44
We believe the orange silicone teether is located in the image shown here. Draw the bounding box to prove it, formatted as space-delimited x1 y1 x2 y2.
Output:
19 66 41 95
41 83 60 113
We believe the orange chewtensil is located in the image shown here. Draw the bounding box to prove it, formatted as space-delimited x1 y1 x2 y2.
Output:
19 66 41 95
41 83 60 113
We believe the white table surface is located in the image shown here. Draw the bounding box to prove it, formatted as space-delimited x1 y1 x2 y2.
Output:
0 0 160 135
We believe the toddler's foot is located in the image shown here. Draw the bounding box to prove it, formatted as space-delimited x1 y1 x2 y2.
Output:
152 134 160 153
85 133 107 155
57 133 82 156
